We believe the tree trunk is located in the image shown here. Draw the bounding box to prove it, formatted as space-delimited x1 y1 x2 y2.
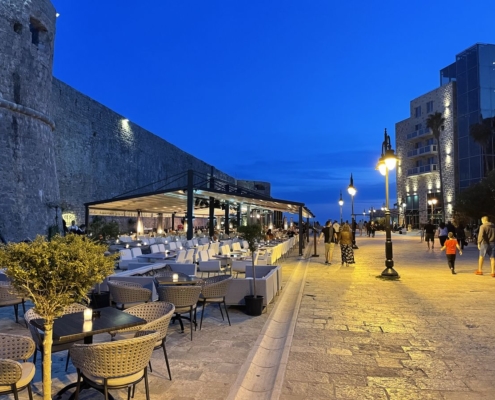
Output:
252 257 257 297
42 322 53 400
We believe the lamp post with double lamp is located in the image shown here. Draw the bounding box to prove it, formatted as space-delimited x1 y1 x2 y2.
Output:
376 128 398 277
428 198 437 224
347 174 358 249
338 191 344 225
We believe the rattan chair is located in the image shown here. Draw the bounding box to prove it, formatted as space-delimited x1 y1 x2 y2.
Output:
107 280 152 310
109 302 175 380
70 331 160 400
0 333 36 400
157 285 202 340
24 303 87 372
0 281 26 325
199 275 232 330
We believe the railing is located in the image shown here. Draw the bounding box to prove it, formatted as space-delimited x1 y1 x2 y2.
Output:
407 144 437 158
407 164 438 176
406 128 432 140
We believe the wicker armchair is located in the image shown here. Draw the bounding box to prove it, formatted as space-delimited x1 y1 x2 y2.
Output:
107 280 152 310
70 331 160 400
110 302 175 379
157 285 202 340
24 303 87 372
0 281 26 325
0 333 36 400
199 275 232 330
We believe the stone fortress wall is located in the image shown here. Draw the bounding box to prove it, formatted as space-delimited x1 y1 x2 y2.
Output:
51 79 235 222
0 0 263 242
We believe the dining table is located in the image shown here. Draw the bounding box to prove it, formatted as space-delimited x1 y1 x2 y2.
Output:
155 275 203 285
30 306 146 344
136 252 177 263
31 307 146 399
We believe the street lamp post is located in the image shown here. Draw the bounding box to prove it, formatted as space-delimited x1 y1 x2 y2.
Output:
376 128 398 277
427 198 437 223
338 191 344 225
347 174 358 249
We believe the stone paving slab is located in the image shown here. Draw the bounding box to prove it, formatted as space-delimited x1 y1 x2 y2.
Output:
280 232 495 400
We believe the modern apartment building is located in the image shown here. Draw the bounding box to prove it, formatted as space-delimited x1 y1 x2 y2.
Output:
396 43 495 227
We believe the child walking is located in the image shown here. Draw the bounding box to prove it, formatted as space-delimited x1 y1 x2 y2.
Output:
441 232 462 274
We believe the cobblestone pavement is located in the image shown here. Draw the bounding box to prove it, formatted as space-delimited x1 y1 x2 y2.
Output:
281 231 495 400
1 232 494 399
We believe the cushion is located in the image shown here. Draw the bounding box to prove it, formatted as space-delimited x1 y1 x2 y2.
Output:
84 369 144 386
0 362 35 392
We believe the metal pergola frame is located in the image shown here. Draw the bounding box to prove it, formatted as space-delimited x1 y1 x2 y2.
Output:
85 170 315 255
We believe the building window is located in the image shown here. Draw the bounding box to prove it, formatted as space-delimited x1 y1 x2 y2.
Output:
415 123 422 131
415 106 422 118
426 101 434 113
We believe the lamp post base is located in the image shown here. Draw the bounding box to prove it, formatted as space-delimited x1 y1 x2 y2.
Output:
381 267 399 277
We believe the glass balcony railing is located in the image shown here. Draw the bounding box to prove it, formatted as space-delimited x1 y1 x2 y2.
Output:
407 144 437 158
406 128 432 140
407 164 438 176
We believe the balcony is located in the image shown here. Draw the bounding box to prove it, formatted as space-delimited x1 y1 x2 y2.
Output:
407 144 437 159
407 164 438 176
406 128 432 140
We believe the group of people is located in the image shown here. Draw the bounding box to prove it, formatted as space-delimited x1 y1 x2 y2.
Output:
63 220 86 236
423 216 495 276
318 220 355 267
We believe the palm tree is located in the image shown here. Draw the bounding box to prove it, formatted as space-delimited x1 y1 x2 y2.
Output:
470 116 495 175
426 111 446 221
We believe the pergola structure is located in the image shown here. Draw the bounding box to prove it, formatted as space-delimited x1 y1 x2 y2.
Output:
85 170 315 255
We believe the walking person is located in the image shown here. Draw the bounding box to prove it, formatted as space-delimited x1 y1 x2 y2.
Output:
318 220 335 265
424 219 436 249
338 223 355 266
436 222 449 247
456 223 466 250
475 216 495 276
440 232 462 274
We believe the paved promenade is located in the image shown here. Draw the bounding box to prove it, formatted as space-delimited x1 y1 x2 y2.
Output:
2 232 495 399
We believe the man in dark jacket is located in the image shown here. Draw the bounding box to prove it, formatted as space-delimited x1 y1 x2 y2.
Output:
424 220 436 249
318 220 335 265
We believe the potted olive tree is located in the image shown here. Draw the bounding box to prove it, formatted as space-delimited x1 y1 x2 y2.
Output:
237 224 264 316
0 235 116 400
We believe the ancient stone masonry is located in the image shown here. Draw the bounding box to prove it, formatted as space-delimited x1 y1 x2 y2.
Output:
0 0 264 242
0 0 61 242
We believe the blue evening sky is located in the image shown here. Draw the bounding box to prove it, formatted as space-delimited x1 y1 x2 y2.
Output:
51 0 494 222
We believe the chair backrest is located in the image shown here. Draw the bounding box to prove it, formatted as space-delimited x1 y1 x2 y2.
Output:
232 260 250 273
131 247 142 258
119 249 133 261
0 281 22 303
0 333 35 362
192 238 199 246
219 245 229 255
150 244 160 253
70 331 160 379
184 249 195 264
207 249 217 259
157 285 202 308
148 238 156 245
168 242 177 251
63 303 88 315
175 250 186 263
200 275 232 298
232 242 242 252
107 281 151 304
185 240 194 248
123 301 175 339
157 244 166 253
199 250 209 262
242 240 249 250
